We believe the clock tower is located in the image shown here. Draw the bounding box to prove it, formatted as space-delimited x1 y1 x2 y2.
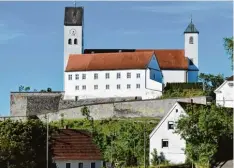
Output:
64 6 84 71
63 6 84 90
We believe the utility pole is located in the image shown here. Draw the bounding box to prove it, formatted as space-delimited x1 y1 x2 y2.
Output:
46 114 49 168
144 120 146 168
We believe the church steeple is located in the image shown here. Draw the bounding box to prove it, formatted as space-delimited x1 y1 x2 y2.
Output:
184 16 199 34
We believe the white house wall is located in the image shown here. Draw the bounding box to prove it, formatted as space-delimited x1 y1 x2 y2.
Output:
55 160 103 168
162 70 187 84
215 81 234 108
149 103 187 164
64 69 162 100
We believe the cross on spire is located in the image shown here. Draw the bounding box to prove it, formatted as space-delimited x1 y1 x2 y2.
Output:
190 14 193 23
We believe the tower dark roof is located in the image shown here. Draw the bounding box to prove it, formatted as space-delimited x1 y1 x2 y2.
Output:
64 7 83 26
184 19 199 34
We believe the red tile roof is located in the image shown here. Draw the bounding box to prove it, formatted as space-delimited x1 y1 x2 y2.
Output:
135 49 188 70
65 51 154 72
52 129 102 160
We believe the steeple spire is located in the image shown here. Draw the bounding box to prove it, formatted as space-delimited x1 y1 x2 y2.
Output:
184 15 199 34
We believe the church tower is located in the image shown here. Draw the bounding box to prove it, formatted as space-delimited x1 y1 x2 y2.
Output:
64 6 84 70
184 18 199 68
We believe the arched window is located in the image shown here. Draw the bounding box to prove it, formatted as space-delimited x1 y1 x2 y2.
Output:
189 36 194 44
74 39 77 45
68 39 72 45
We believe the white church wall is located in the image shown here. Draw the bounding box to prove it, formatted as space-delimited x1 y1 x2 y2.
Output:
162 70 187 84
64 69 162 100
149 103 187 164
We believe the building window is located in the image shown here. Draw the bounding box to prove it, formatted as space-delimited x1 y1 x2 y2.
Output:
75 85 79 90
74 38 77 45
94 73 98 79
75 74 79 80
136 73 140 78
176 109 178 113
91 163 96 168
66 163 71 168
189 36 194 44
68 74 72 80
117 84 121 89
68 39 72 45
94 85 98 90
105 73 110 79
168 121 174 130
106 85 110 90
127 72 131 78
127 84 131 89
162 139 169 148
82 74 86 80
117 73 121 79
136 84 140 89
79 163 83 168
75 96 78 101
82 85 86 90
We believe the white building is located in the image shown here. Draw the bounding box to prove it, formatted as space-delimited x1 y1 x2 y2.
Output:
149 101 188 164
63 6 200 100
64 51 163 100
53 129 103 168
214 75 234 108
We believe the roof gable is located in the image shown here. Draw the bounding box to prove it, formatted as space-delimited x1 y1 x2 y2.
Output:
65 51 154 72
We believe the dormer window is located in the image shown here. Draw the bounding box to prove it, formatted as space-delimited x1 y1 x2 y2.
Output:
189 36 194 44
68 39 72 45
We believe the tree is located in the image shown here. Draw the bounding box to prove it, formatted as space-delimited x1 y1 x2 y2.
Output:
18 85 30 92
175 104 233 168
0 118 58 168
151 149 159 166
47 88 52 92
223 37 233 69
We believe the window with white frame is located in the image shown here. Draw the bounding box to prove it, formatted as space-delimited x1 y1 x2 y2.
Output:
127 72 131 78
82 85 86 90
91 162 96 168
162 139 169 148
136 84 140 89
117 73 121 79
117 84 121 89
75 85 79 90
66 163 71 168
75 74 79 80
127 84 131 89
106 73 110 79
106 85 110 90
168 121 174 130
136 73 140 78
176 109 178 113
78 163 83 168
68 74 72 80
94 85 98 90
94 73 98 79
82 74 86 80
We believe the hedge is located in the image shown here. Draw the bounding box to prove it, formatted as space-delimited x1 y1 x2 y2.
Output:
164 82 203 91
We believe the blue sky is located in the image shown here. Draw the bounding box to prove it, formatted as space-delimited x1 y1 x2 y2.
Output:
0 1 233 115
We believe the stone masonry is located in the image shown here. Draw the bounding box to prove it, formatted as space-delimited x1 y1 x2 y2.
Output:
9 92 212 121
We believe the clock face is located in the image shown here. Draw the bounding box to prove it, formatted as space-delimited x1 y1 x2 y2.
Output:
69 29 76 36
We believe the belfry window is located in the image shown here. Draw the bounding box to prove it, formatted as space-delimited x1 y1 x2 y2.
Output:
189 36 194 44
68 39 72 45
74 39 77 45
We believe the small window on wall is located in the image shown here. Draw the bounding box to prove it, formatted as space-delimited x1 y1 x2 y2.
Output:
91 163 96 168
162 139 169 148
74 38 78 45
189 36 194 44
79 163 83 168
168 121 174 130
66 163 71 168
68 74 72 80
68 39 72 45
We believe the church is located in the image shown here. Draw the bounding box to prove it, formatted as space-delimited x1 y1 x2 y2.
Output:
63 6 199 100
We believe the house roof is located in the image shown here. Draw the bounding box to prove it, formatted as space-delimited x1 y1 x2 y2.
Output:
52 129 102 160
226 75 234 81
65 51 154 72
135 49 188 70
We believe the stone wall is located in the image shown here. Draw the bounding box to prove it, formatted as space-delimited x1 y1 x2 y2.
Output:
10 92 212 121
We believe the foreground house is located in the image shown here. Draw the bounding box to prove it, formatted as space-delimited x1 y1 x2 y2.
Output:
52 129 103 168
214 75 234 108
